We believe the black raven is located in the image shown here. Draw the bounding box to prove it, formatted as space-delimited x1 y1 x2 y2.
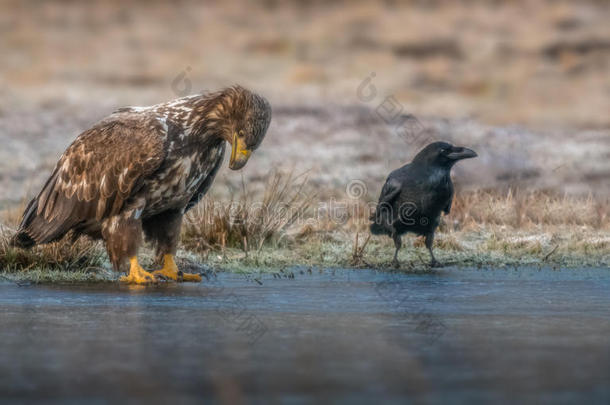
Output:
370 142 477 267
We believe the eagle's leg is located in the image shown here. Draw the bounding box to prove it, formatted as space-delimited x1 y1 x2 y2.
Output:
102 199 156 284
143 210 202 282
120 256 158 284
153 254 202 282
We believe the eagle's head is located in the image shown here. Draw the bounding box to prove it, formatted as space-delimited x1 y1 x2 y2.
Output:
210 86 272 170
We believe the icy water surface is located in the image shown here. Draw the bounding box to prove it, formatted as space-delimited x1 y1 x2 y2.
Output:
0 267 609 404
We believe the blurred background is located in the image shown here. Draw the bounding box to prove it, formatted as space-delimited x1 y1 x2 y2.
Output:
0 0 608 208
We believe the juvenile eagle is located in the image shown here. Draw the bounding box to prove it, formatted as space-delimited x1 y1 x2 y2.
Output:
370 142 477 267
12 86 271 284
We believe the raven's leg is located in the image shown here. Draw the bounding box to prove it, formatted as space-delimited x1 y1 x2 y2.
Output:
392 233 402 267
143 210 202 282
425 232 441 267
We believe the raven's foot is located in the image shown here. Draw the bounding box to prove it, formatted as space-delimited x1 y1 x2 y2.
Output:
120 257 158 284
429 260 443 268
392 259 401 268
152 254 202 282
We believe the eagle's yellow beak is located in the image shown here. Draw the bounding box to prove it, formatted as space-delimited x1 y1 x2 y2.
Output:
229 132 252 170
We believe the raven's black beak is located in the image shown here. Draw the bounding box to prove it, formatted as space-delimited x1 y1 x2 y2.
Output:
447 146 477 160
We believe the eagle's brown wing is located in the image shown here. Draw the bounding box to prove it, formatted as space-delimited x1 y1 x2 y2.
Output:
13 114 168 246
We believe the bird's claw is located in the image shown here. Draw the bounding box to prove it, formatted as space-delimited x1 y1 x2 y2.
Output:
152 254 202 282
152 267 202 282
429 260 443 268
180 271 203 282
120 257 160 285
119 272 159 285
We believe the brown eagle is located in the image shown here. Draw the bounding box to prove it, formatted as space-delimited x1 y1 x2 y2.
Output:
12 86 271 284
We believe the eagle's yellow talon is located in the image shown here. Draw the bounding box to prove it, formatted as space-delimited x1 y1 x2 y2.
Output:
120 257 158 284
180 271 202 282
152 254 202 282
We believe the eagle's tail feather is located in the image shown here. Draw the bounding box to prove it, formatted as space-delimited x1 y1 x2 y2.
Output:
10 230 36 248
10 198 38 248
10 195 74 248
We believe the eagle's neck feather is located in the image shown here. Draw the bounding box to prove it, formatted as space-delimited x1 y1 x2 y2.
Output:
188 90 245 143
152 88 249 144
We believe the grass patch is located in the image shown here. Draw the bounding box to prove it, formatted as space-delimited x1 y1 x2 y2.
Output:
0 209 105 272
182 170 313 253
0 185 607 284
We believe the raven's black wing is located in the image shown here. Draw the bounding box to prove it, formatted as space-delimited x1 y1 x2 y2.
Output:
370 171 404 235
443 181 454 214
378 177 402 206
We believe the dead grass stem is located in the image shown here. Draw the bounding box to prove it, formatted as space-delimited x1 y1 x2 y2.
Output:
181 169 315 253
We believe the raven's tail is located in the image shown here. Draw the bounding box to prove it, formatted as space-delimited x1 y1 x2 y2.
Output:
370 221 387 235
369 205 392 236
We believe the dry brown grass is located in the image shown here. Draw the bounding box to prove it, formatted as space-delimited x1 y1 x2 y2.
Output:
448 189 609 230
0 183 606 279
181 170 314 254
0 205 104 273
287 188 608 267
288 188 609 236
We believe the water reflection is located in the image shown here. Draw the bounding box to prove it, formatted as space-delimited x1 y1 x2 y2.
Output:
0 267 609 402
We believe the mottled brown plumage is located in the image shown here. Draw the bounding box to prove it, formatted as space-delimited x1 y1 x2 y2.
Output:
12 86 271 282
